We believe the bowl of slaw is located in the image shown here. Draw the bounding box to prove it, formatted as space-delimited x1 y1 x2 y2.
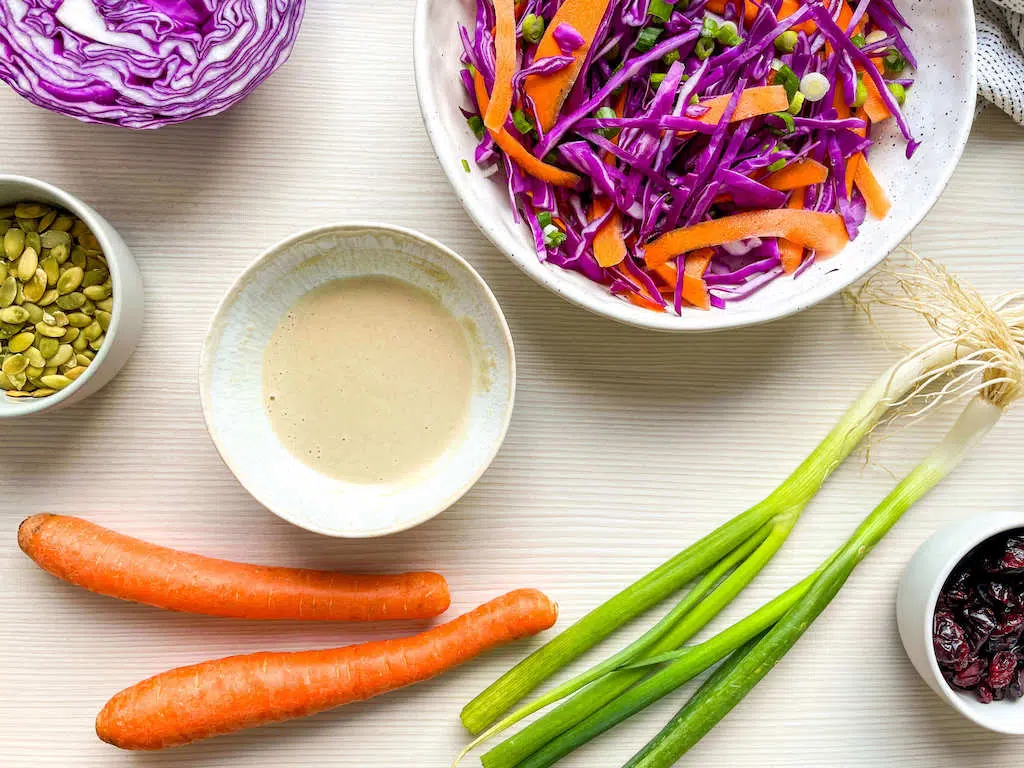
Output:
414 0 976 331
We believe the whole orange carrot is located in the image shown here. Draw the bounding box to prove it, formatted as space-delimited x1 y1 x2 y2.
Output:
18 514 450 621
96 588 558 750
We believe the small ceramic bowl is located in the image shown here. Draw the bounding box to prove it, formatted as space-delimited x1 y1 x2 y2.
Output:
414 0 976 332
200 223 516 538
896 508 1024 734
0 174 144 417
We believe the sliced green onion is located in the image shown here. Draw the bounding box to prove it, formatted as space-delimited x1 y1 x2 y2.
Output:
650 72 667 87
799 71 829 102
594 106 620 138
695 37 715 60
536 211 553 228
774 30 798 53
543 224 566 248
542 151 560 165
887 81 907 106
700 17 718 38
461 158 471 173
770 112 795 134
648 0 675 23
467 114 486 141
636 26 664 52
714 21 743 47
853 75 868 108
662 48 680 66
884 48 908 76
512 108 534 135
773 63 800 101
521 13 546 45
767 157 788 173
786 91 805 115
850 33 866 48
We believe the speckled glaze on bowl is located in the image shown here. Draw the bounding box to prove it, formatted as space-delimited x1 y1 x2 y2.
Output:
414 0 976 332
200 224 515 538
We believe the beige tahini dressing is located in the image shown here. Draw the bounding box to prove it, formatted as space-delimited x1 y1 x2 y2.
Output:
262 276 473 484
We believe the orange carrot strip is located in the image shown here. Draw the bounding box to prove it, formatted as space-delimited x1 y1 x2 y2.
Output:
853 159 891 219
627 291 666 312
862 75 892 123
473 73 581 188
778 188 807 274
18 514 451 622
696 86 790 127
650 259 711 310
763 159 829 191
95 589 558 750
644 209 848 268
844 152 861 199
592 198 627 267
484 0 517 132
685 248 714 278
525 0 613 131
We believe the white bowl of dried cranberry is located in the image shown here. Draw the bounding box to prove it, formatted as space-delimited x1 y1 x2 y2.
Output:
897 508 1024 734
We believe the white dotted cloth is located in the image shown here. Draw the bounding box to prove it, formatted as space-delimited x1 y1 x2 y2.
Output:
977 0 1024 122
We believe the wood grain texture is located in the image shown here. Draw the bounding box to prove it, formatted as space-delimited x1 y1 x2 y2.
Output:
1 4 1024 766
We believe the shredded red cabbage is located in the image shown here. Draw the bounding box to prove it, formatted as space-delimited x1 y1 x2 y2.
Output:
459 0 917 312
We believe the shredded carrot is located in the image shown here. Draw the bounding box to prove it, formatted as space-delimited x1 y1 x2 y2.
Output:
778 188 806 274
473 73 581 188
705 0 813 32
525 0 613 131
484 0 517 132
627 291 666 312
685 248 714 278
696 86 790 127
862 75 892 124
95 589 558 750
853 158 891 219
18 514 451 621
651 260 710 310
644 209 849 268
591 89 628 267
763 159 829 191
844 152 861 199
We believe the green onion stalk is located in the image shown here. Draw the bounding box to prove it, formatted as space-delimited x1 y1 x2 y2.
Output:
455 257 1024 768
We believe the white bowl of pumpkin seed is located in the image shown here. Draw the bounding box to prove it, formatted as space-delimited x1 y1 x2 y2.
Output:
0 175 144 417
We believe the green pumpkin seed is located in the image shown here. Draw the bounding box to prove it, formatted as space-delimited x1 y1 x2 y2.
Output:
40 374 72 390
41 257 59 286
78 232 101 251
24 231 41 254
61 327 79 343
71 220 90 239
22 303 42 324
7 370 26 390
56 292 85 310
37 337 59 358
83 320 102 341
5 389 32 398
14 203 48 219
24 347 46 368
48 344 73 367
95 310 111 331
2 353 28 375
0 306 28 324
4 228 25 261
0 263 7 283
16 247 38 281
51 215 73 233
75 353 92 366
65 366 88 380
37 289 58 307
0 371 11 389
71 333 88 352
0 206 14 219
67 312 92 328
89 335 104 351
22 269 46 303
82 268 109 288
31 388 56 398
42 365 57 377
39 230 70 250
50 244 69 265
81 298 96 315
17 217 38 233
57 266 84 294
38 210 57 232
36 322 66 338
70 247 87 269
0 276 16 308
8 331 34 353
82 284 110 301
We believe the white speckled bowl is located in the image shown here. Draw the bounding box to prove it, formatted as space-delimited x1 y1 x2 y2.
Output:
414 0 976 331
897 509 1024 734
0 174 144 417
200 224 515 538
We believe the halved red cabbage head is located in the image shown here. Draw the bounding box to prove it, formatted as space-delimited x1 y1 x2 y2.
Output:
0 0 306 129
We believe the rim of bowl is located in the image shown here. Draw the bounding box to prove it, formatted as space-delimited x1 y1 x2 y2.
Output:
920 509 1024 732
198 221 517 538
0 174 131 417
412 0 978 333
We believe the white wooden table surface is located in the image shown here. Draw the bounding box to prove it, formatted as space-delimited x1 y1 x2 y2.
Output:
2 5 1024 767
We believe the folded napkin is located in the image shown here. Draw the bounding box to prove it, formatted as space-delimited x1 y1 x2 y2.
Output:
977 0 1024 123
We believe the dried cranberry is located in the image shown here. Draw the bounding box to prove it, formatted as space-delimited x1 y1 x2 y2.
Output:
962 604 998 650
952 657 988 688
976 683 995 703
943 568 975 605
983 582 1018 609
1009 667 1024 700
992 686 1007 701
999 536 1024 574
933 611 971 669
988 651 1018 689
989 611 1024 648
